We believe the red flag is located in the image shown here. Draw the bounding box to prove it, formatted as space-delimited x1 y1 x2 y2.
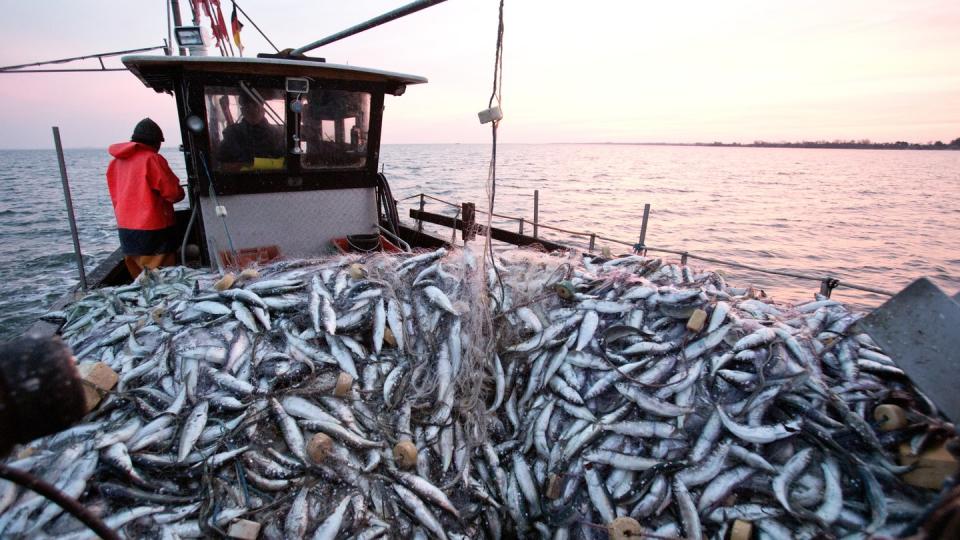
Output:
211 0 229 44
190 0 234 54
231 2 244 55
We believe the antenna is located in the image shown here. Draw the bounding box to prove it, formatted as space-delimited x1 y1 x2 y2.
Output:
0 45 166 74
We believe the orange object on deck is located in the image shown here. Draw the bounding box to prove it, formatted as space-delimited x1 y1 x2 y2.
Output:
124 253 176 278
331 234 402 254
219 245 281 268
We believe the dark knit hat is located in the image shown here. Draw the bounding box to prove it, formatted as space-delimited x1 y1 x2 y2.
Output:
131 118 164 146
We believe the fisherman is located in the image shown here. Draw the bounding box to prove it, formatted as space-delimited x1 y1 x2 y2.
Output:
106 118 185 278
217 91 285 171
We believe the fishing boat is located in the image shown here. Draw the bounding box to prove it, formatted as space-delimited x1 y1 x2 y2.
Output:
26 52 460 335
27 32 569 336
8 3 960 539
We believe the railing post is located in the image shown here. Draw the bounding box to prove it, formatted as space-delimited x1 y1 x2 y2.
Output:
588 233 596 252
637 203 651 252
820 277 839 298
461 202 476 242
449 207 462 246
53 127 87 291
681 252 688 265
518 217 524 236
533 189 539 239
417 193 425 233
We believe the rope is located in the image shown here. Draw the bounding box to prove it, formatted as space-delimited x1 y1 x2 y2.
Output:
346 235 382 252
232 0 280 53
675 252 895 296
483 0 505 253
0 464 120 540
483 0 506 300
198 153 239 263
376 173 401 236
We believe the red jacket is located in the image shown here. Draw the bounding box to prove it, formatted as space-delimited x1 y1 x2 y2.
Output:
106 142 185 230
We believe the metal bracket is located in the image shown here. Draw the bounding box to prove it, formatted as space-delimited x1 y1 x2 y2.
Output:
820 277 840 298
856 278 960 422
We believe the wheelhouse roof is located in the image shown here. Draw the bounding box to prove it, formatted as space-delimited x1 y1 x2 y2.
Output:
122 55 427 94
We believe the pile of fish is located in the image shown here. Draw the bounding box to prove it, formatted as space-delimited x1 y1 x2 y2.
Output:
0 247 948 539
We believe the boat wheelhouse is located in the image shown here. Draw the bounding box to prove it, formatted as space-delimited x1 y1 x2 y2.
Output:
121 54 427 274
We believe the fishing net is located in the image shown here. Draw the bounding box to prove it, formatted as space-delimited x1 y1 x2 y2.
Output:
1 246 950 539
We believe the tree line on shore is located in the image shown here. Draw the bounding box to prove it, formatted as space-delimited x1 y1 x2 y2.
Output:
696 137 960 150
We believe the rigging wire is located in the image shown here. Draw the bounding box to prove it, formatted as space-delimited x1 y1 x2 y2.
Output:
0 69 128 74
398 190 896 297
0 45 166 73
232 0 281 53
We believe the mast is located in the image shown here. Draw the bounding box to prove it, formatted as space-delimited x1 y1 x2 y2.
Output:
170 0 186 56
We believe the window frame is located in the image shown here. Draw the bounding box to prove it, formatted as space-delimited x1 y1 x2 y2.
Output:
183 72 387 197
205 84 289 174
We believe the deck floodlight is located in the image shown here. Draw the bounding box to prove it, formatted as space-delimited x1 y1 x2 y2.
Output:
175 26 204 47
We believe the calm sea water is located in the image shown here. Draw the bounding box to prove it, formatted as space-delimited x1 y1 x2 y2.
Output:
0 144 958 341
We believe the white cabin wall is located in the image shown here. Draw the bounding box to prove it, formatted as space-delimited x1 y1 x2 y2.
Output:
198 188 377 268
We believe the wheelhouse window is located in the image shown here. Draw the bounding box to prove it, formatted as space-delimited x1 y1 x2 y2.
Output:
300 89 370 170
205 84 286 173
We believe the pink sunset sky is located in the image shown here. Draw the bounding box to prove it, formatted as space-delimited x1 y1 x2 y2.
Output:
0 0 957 149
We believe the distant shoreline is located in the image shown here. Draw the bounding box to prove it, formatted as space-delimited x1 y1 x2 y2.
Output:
575 141 960 151
2 141 959 151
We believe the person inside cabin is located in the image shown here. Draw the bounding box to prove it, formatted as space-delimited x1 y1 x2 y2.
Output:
301 89 364 168
216 91 285 172
106 118 186 278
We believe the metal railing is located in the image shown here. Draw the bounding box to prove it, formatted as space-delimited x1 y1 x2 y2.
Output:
398 191 895 298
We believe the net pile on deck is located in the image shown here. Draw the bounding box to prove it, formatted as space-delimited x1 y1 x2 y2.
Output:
0 248 947 539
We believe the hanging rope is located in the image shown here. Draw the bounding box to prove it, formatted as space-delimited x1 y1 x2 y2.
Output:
0 464 120 540
198 152 239 264
483 0 506 292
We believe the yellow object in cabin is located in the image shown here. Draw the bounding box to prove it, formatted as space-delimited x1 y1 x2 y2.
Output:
241 157 285 171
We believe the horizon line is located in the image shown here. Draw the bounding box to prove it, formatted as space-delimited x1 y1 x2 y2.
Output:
2 140 957 152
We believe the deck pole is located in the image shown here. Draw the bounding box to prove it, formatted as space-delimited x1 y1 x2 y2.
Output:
518 217 524 236
637 203 651 252
169 0 186 55
533 189 539 238
52 127 87 291
417 194 425 233
589 233 596 253
462 202 476 242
